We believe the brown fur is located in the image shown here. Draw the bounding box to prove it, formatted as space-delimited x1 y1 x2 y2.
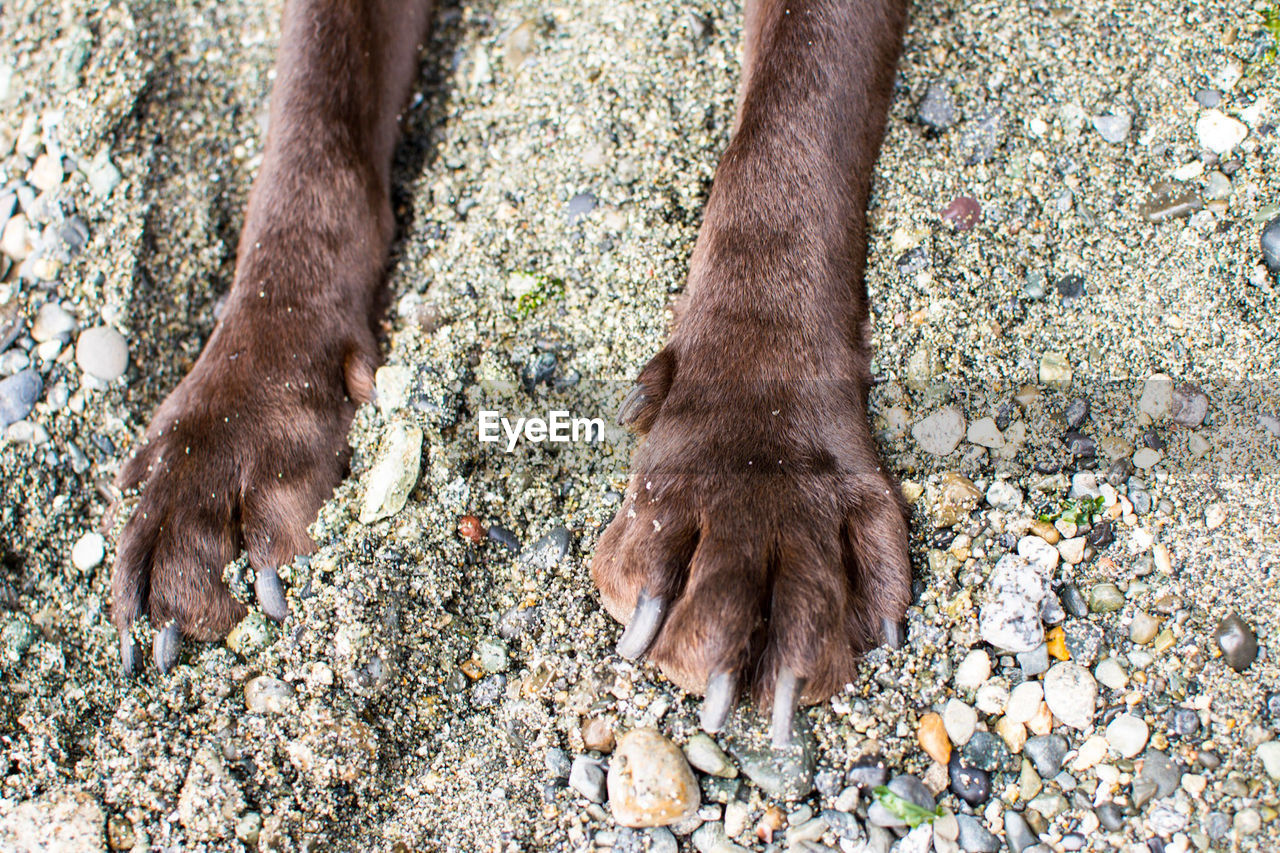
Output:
115 0 912 705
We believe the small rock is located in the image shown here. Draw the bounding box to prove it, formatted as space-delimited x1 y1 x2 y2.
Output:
1138 374 1172 420
1023 735 1067 778
1170 384 1209 427
1132 447 1161 469
917 712 951 764
570 755 607 803
87 148 123 197
608 729 700 828
71 532 105 571
867 775 935 828
1003 810 1037 853
684 733 736 778
1195 109 1247 155
1056 537 1085 565
28 153 64 192
955 650 991 690
1042 663 1096 730
1088 583 1124 613
913 405 966 455
948 754 991 806
1214 613 1258 671
967 417 1003 448
359 423 424 523
1129 612 1159 645
1094 657 1127 690
75 325 129 381
942 698 977 746
1038 352 1072 388
1257 741 1280 780
917 83 957 130
1262 216 1280 274
961 731 1012 773
1104 714 1149 758
955 814 999 853
724 714 815 800
1142 188 1202 222
979 554 1050 652
244 676 294 714
1006 682 1043 724
31 302 75 342
1091 113 1131 143
0 789 106 852
985 479 1021 510
0 369 42 429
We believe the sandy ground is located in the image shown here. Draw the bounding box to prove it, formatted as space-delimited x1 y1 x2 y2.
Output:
1 0 1279 850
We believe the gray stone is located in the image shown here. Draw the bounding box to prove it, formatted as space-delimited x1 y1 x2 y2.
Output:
1042 663 1096 729
917 83 957 130
684 733 736 778
912 405 966 455
1091 113 1131 144
0 369 41 428
1024 735 1068 778
1263 215 1280 275
723 713 815 800
244 676 294 714
1170 384 1209 427
955 814 999 852
570 755 607 803
1214 612 1258 671
359 422 424 523
1003 810 1037 853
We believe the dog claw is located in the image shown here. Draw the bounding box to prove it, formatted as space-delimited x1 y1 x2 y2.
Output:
616 591 666 660
700 670 737 734
771 666 804 750
881 617 904 650
154 622 181 673
120 634 140 676
616 384 648 427
255 567 289 622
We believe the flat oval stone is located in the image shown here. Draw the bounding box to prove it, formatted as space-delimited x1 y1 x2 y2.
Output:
1214 613 1258 671
607 729 700 828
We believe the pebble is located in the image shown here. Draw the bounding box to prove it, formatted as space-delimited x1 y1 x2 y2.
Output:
566 191 597 224
1263 215 1280 274
1042 663 1096 729
71 532 105 571
948 755 991 806
913 405 966 455
607 729 699 827
980 554 1050 652
985 479 1021 510
75 325 129 381
1138 374 1172 419
1023 735 1067 778
1141 188 1201 222
942 698 977 746
975 681 1009 716
1257 741 1280 780
917 711 951 764
1135 750 1182 802
31 302 75 342
1003 810 1037 853
1170 384 1209 427
1129 612 1158 645
967 417 1003 448
87 148 123 197
941 197 981 231
955 814 999 853
917 82 957 130
1038 352 1072 388
1213 613 1258 671
1 214 33 259
724 714 814 800
28 153 63 191
359 423 424 523
244 676 294 714
1005 683 1042 724
1195 109 1247 154
1094 802 1124 831
1132 447 1160 469
961 731 1012 773
1094 657 1127 690
521 526 571 569
955 650 991 690
684 734 736 778
0 369 41 428
1056 537 1085 565
994 715 1027 753
1104 714 1149 758
570 755 607 803
867 774 935 828
1017 536 1059 574
1088 583 1124 613
1091 113 1131 143
1017 644 1049 677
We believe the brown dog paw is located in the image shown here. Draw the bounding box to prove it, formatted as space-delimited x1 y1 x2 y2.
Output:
592 343 911 745
112 304 377 673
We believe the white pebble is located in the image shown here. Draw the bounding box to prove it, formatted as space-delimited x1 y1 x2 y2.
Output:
1195 109 1248 155
75 326 129 381
955 650 991 690
1005 682 1044 724
1104 713 1149 758
71 532 105 571
942 698 977 746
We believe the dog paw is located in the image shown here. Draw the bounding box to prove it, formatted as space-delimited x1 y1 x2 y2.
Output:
112 306 377 673
592 344 911 745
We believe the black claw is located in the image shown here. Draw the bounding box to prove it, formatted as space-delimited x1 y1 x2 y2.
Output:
616 590 666 660
700 670 737 733
120 634 140 676
154 622 181 673
616 384 648 427
882 618 905 650
771 666 804 750
255 567 289 622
